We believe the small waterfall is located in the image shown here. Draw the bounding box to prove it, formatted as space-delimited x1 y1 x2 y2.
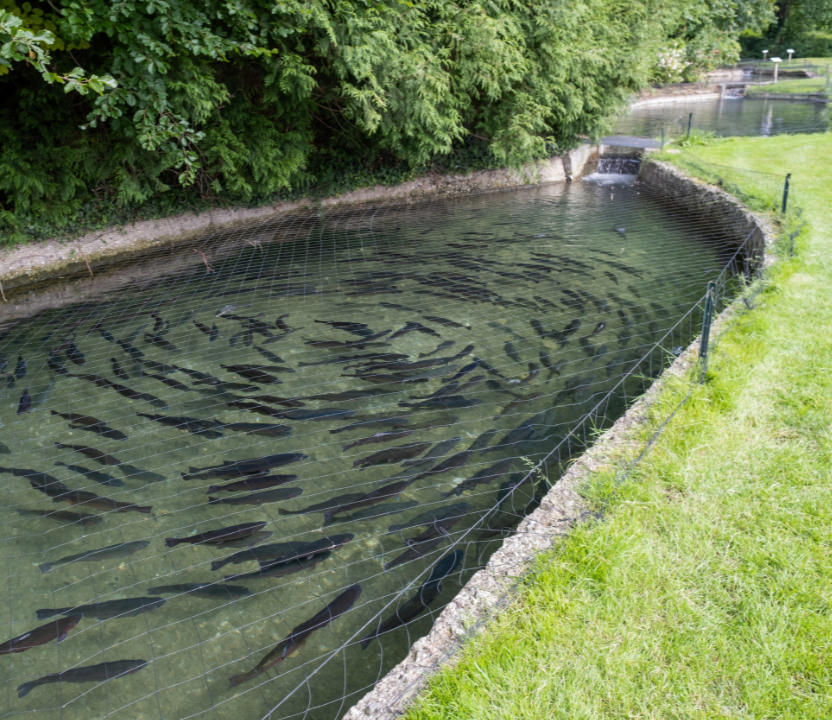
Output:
596 155 641 175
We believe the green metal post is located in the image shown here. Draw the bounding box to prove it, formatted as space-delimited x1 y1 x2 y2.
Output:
782 172 791 214
699 281 716 382
660 127 665 150
686 112 693 139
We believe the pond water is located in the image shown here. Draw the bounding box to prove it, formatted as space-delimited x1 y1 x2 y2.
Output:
0 179 740 719
614 96 829 138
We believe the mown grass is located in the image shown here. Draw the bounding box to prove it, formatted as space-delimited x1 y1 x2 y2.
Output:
404 133 832 720
744 57 830 96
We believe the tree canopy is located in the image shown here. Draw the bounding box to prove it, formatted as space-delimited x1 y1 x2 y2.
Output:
0 0 777 242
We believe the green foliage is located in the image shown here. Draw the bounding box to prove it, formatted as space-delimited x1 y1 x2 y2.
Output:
0 0 778 244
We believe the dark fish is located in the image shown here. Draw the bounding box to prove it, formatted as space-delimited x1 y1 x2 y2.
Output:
142 359 178 374
248 394 305 408
343 429 414 451
47 353 68 375
17 388 32 414
314 320 375 337
110 357 129 380
274 314 290 331
224 550 331 581
212 534 353 571
400 395 481 410
106 380 168 409
329 414 410 435
591 321 606 336
353 442 431 469
444 458 517 497
615 226 627 237
220 422 292 438
336 500 419 524
56 489 152 514
55 461 124 487
66 340 86 365
14 355 27 379
39 540 150 573
517 363 540 385
388 502 471 533
504 342 521 363
16 508 102 526
252 345 283 363
207 475 297 494
144 332 179 351
402 437 462 468
300 388 385 402
324 480 411 525
0 615 82 656
229 584 361 687
226 399 287 417
468 428 499 451
221 364 290 384
419 340 455 358
147 583 250 598
36 597 165 621
116 338 144 362
54 442 122 466
183 452 308 480
151 313 167 333
136 412 223 438
360 550 463 648
384 514 462 570
165 521 267 548
118 463 165 483
50 411 127 441
278 493 366 517
422 315 469 330
193 320 219 341
145 372 190 391
208 486 302 506
18 659 148 698
277 408 355 422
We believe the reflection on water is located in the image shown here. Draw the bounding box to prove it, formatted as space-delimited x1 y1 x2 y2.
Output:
0 180 738 719
614 96 829 138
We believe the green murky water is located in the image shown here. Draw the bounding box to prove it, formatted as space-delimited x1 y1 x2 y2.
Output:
0 179 739 719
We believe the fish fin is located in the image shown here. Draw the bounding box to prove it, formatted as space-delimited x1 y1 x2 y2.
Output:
38 563 52 573
35 609 59 620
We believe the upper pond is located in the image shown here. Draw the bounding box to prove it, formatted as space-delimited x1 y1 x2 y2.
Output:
614 96 828 138
1 178 742 719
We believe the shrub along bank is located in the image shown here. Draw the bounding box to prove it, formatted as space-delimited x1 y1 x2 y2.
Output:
403 134 832 720
0 0 773 244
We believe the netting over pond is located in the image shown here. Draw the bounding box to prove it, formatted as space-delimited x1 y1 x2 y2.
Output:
0 175 764 720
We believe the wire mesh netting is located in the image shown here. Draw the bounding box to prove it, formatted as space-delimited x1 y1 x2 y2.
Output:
0 172 769 720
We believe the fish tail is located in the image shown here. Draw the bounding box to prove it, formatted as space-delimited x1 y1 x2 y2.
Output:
359 635 374 650
38 562 53 573
164 538 180 548
210 560 223 571
228 668 259 688
17 680 39 698
35 609 61 620
207 486 218 494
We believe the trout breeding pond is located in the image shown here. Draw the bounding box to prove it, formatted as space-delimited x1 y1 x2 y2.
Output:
0 177 746 719
614 96 829 138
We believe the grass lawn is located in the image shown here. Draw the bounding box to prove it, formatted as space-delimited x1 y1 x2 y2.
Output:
745 57 830 96
404 133 832 720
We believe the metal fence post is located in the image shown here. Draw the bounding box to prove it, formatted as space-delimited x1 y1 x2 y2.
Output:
781 172 791 214
686 112 693 139
660 127 665 150
699 281 716 382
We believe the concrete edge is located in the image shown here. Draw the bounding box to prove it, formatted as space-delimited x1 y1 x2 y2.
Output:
340 159 778 720
0 146 596 301
629 92 722 108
